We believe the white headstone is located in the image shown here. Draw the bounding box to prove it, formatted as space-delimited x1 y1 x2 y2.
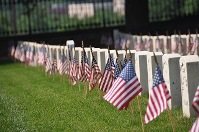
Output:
180 55 199 117
162 54 181 109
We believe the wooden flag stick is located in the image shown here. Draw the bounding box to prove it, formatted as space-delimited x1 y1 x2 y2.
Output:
129 100 134 117
137 96 145 132
167 108 176 132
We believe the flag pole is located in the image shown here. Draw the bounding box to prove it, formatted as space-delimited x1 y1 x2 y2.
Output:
59 45 63 82
153 52 175 132
68 45 72 86
63 44 66 84
82 41 88 98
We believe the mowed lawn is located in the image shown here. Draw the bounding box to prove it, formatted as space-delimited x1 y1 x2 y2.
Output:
0 58 196 131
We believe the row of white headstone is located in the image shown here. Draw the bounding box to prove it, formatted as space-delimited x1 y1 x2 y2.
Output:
114 30 199 55
22 40 199 118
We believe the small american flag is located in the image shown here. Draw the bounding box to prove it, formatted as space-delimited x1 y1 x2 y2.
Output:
122 55 127 69
178 38 184 54
78 64 87 83
70 57 78 85
103 60 142 110
144 66 171 124
191 36 199 54
11 45 15 57
45 51 52 73
29 47 34 63
99 57 114 92
190 117 199 132
109 55 115 76
173 37 179 53
58 54 67 75
188 36 194 53
192 85 199 115
78 52 87 82
114 58 121 80
14 46 20 60
89 55 102 92
20 48 26 62
50 58 57 76
190 85 199 132
38 46 46 65
83 51 91 79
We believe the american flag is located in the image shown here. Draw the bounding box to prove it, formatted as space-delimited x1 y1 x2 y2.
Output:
26 46 31 63
70 56 78 85
109 55 115 76
173 37 179 53
83 51 91 79
191 36 199 54
10 45 15 57
103 60 142 110
190 117 199 132
14 46 20 60
145 38 152 50
190 85 199 132
178 38 184 54
188 36 194 53
166 37 170 50
38 46 46 65
122 55 128 69
144 66 171 124
114 58 121 80
58 54 67 75
78 52 87 82
155 36 162 51
192 85 199 115
29 47 34 63
78 64 87 82
50 58 57 76
20 47 26 62
45 51 52 73
99 57 114 92
89 55 102 92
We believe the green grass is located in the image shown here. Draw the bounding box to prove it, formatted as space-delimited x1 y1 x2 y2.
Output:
0 58 196 131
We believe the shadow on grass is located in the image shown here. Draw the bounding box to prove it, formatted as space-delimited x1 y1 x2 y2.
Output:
0 57 15 65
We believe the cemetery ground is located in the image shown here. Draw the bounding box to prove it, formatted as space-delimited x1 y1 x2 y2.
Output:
0 58 196 131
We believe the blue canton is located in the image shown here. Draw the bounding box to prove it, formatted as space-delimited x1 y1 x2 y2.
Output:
109 55 115 68
46 51 50 58
105 58 111 71
152 66 164 87
123 55 128 69
114 58 121 79
84 51 89 65
119 61 136 82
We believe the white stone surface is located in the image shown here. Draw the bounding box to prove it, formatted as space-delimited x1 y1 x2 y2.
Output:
180 55 199 117
135 51 149 94
97 49 108 71
162 54 181 109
